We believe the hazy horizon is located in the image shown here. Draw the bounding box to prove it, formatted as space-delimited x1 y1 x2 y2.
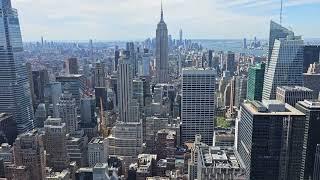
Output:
13 0 320 41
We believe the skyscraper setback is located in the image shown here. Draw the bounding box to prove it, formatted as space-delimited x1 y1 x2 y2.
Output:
156 3 169 83
0 0 34 133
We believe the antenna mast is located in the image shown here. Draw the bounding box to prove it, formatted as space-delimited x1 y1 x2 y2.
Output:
280 0 283 25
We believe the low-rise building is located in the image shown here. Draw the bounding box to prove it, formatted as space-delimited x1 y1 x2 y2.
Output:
213 129 235 149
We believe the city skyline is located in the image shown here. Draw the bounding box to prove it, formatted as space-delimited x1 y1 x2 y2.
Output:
13 0 320 41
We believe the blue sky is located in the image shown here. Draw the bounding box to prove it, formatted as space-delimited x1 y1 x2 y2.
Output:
12 0 320 41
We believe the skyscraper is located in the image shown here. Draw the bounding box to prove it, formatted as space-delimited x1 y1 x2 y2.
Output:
66 58 79 74
179 29 183 45
118 51 134 122
94 61 106 87
32 69 49 106
295 100 320 179
276 86 315 106
44 82 62 117
304 63 320 96
226 51 236 75
314 144 320 180
156 3 169 83
58 92 78 134
13 130 46 180
237 100 307 179
263 35 304 100
303 45 320 73
247 63 265 101
181 68 215 145
0 0 34 133
44 117 69 171
56 74 86 108
267 20 294 66
114 46 120 72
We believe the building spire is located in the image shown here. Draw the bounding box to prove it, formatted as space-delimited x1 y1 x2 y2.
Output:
161 0 164 21
280 0 283 25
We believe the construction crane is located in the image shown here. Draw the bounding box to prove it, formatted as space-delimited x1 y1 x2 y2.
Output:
99 97 110 137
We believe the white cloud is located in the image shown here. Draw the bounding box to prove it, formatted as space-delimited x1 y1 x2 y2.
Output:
11 0 320 41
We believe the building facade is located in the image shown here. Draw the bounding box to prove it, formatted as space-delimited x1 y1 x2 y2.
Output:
156 4 169 83
276 86 315 106
263 35 304 100
0 0 34 133
13 130 46 180
58 92 78 134
247 63 265 101
44 117 69 171
118 51 134 122
181 68 215 145
295 100 320 179
237 100 307 179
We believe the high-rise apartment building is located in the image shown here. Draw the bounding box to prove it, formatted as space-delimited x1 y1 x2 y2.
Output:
263 35 304 100
267 20 294 66
44 117 69 171
0 0 34 133
156 3 169 83
181 68 215 145
13 130 46 180
118 51 134 122
247 63 265 101
236 100 307 179
296 100 320 179
58 92 78 134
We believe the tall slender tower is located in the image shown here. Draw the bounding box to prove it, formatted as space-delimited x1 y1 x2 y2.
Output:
156 2 169 83
263 35 304 100
118 51 134 122
0 0 34 133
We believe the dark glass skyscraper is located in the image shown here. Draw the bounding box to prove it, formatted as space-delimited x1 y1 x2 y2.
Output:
295 100 320 179
0 0 34 133
303 45 320 73
237 100 307 180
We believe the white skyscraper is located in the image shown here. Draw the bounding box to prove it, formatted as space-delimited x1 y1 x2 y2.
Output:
181 68 216 145
156 2 169 83
118 51 134 122
263 35 304 100
58 92 78 134
0 0 34 133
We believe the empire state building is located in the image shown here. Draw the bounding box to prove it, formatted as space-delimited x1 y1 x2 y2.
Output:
156 3 169 83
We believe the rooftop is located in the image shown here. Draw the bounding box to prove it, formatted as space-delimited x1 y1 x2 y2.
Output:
277 86 313 92
199 146 241 169
244 100 304 116
297 100 320 108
